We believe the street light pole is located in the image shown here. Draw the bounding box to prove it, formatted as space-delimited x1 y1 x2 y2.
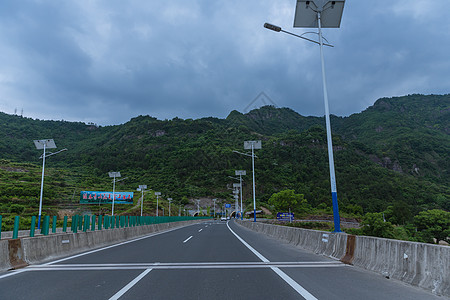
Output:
232 186 239 218
213 199 217 218
234 142 260 222
38 143 46 229
317 11 341 232
137 185 147 217
264 0 345 232
34 139 59 229
240 175 243 219
234 171 246 220
251 143 256 222
108 172 121 216
155 192 161 216
140 188 144 216
168 198 172 216
112 174 116 216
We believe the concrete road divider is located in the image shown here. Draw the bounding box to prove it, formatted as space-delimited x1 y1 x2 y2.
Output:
236 219 449 297
1 219 204 272
0 240 11 271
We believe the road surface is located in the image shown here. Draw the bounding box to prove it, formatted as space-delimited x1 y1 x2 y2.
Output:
0 220 443 299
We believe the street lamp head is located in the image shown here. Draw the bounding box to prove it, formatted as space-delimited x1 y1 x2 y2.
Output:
264 23 281 32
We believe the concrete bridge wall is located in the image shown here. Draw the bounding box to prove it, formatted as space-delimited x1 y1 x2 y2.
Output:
236 219 449 297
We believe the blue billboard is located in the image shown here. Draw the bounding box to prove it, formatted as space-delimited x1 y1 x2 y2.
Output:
80 191 134 204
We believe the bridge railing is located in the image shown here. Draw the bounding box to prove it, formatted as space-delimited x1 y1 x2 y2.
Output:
0 214 210 240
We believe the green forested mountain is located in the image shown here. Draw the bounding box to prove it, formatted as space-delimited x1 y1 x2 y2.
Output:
0 94 448 217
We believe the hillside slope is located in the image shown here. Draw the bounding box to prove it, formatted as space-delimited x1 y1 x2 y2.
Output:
0 94 448 214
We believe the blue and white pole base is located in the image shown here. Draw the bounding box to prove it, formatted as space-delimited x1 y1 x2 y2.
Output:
332 192 341 232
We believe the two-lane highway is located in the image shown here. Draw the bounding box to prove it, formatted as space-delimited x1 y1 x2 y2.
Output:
0 220 442 299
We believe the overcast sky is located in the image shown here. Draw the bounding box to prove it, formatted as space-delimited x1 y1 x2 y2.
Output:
0 0 448 125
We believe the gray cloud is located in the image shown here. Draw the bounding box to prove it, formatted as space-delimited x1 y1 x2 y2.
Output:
0 0 448 125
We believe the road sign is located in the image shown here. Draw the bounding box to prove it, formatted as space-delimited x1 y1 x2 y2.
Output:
277 212 294 221
225 204 231 208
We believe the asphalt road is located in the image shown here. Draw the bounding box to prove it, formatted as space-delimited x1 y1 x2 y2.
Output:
0 220 444 299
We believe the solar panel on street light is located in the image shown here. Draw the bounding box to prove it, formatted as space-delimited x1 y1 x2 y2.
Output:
294 0 345 28
244 140 261 150
34 139 57 150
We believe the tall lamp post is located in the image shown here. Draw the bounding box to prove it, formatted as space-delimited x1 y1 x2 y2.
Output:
155 192 161 216
213 198 217 218
108 172 121 216
264 0 345 232
168 198 172 216
245 140 261 222
137 185 147 216
233 184 240 218
235 170 246 220
233 141 261 222
33 139 67 229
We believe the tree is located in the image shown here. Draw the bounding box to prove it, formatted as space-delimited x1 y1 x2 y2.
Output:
383 201 412 225
360 212 395 239
268 190 310 215
414 209 450 244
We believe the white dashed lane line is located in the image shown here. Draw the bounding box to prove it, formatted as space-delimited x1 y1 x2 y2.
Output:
183 236 193 243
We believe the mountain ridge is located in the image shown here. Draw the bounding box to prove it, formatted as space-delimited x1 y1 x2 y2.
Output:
0 94 448 215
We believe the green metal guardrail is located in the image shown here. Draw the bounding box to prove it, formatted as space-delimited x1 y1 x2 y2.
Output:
0 214 211 239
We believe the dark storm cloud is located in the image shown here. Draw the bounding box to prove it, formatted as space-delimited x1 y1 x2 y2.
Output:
0 0 448 125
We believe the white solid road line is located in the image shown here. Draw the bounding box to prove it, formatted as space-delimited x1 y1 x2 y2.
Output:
183 236 193 243
109 268 152 300
25 262 346 271
227 221 318 300
0 269 27 280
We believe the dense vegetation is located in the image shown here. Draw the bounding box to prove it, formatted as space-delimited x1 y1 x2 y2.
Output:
0 94 448 242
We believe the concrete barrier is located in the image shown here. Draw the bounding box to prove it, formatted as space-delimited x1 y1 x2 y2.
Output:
236 220 347 260
351 235 450 297
0 240 11 271
236 220 449 297
1 219 204 272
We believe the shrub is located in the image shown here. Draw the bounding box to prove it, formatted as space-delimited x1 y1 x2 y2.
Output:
8 204 25 215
